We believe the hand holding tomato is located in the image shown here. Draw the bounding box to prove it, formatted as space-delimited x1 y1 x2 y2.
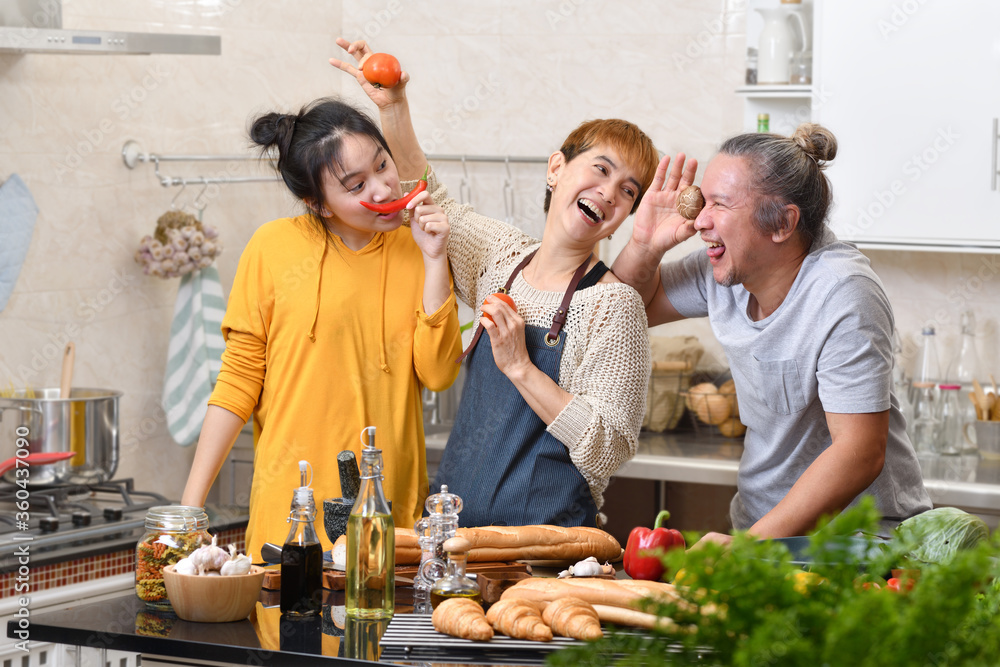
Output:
481 293 530 378
362 52 401 88
481 293 516 324
329 37 408 109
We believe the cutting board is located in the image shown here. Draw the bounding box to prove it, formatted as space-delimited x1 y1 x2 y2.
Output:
261 561 529 591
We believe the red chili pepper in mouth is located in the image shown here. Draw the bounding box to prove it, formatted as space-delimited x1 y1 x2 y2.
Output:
361 166 429 214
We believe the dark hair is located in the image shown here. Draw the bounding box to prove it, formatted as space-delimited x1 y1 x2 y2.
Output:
249 97 391 234
543 118 659 215
718 123 837 245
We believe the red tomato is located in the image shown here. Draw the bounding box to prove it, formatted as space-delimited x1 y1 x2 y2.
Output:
886 577 915 593
482 293 516 324
362 53 402 89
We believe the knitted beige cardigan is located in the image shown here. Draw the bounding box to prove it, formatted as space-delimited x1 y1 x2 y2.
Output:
421 172 651 510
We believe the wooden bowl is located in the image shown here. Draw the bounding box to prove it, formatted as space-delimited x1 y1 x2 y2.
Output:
162 564 265 623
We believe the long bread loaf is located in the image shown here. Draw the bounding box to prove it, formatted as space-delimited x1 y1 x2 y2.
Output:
500 577 685 610
332 525 621 566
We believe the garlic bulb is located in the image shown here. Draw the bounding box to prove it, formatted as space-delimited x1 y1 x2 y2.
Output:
557 556 615 578
188 535 230 575
173 557 197 576
220 545 252 576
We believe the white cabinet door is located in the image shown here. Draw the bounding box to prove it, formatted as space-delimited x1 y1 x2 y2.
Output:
815 3 1000 249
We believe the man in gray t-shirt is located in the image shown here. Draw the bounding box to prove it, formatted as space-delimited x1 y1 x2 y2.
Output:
614 127 931 543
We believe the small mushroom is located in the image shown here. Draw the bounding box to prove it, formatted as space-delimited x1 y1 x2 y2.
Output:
677 185 705 220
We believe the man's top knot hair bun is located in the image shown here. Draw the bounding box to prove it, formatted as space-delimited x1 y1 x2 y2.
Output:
791 123 837 167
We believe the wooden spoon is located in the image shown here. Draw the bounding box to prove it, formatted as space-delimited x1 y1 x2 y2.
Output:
970 392 984 421
972 379 989 420
59 342 75 400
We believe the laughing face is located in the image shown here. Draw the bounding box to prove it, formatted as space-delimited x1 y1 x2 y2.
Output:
693 154 773 288
317 133 404 249
546 145 642 248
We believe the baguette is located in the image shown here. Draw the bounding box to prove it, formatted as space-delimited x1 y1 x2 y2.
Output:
333 525 621 566
591 604 677 631
501 577 687 611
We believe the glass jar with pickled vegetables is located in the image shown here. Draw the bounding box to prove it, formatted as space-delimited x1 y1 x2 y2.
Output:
135 505 211 610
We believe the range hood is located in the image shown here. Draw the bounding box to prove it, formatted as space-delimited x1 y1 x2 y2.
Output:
0 0 220 55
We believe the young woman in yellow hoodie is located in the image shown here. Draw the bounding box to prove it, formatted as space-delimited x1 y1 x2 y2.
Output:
181 98 462 561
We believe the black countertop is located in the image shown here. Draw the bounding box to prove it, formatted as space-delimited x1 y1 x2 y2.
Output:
9 587 572 666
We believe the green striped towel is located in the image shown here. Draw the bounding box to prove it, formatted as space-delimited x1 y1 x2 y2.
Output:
162 265 226 446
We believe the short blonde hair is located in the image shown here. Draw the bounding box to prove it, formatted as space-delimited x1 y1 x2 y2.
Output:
545 118 659 214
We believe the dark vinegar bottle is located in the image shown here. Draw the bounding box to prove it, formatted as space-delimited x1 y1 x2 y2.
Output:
280 460 323 616
280 542 323 614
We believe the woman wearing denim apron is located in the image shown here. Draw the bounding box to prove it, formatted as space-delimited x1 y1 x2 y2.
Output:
333 40 656 527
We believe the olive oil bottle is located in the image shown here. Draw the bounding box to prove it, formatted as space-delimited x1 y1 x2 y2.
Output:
346 426 395 619
430 536 481 608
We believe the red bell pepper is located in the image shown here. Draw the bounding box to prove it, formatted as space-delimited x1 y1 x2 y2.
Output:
361 166 429 214
623 510 685 581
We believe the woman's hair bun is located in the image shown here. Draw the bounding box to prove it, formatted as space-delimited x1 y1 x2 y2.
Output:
249 112 296 149
791 123 837 165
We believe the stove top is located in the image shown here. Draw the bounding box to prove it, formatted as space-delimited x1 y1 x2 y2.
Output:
0 478 169 570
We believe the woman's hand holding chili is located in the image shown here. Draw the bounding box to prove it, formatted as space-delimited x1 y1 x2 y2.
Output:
481 296 532 380
408 190 449 261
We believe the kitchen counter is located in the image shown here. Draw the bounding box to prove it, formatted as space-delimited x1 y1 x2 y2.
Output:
9 587 576 667
427 428 1000 517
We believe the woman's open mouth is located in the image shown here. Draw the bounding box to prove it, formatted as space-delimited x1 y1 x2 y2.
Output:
577 198 605 226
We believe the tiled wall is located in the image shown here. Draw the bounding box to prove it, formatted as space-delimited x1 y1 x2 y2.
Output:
1 1 996 503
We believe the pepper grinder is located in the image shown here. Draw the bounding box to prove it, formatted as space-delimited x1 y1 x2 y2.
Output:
412 485 462 611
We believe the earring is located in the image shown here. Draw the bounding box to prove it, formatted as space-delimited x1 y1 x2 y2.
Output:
607 234 613 241
546 182 553 193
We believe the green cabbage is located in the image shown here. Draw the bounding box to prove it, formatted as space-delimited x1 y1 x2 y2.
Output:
896 507 990 565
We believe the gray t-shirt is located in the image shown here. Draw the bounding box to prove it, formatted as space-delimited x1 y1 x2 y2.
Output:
661 227 931 532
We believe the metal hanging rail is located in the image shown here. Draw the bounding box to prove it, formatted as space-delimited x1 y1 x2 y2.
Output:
121 140 547 187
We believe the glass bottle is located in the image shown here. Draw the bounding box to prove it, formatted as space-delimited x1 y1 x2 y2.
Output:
281 460 323 616
937 385 964 456
346 426 395 619
891 329 915 427
911 326 941 458
951 310 981 455
430 536 481 609
757 113 770 133
135 505 211 610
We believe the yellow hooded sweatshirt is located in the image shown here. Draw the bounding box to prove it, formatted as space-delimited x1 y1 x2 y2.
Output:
208 215 461 560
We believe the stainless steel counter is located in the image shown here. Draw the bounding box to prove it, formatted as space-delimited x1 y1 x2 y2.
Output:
425 428 1000 518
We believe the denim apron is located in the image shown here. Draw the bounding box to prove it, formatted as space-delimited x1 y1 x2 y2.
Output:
433 251 599 528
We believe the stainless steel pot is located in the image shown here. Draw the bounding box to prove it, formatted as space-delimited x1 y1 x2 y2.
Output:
0 388 121 485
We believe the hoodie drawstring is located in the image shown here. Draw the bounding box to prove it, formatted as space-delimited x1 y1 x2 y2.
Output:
378 238 390 373
308 237 328 343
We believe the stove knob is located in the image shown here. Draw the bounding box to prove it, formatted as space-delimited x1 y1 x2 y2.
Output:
40 516 60 532
103 507 123 521
71 510 92 527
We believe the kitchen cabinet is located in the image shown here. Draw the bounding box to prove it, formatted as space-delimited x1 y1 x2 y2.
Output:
813 2 1000 250
739 1 1000 251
